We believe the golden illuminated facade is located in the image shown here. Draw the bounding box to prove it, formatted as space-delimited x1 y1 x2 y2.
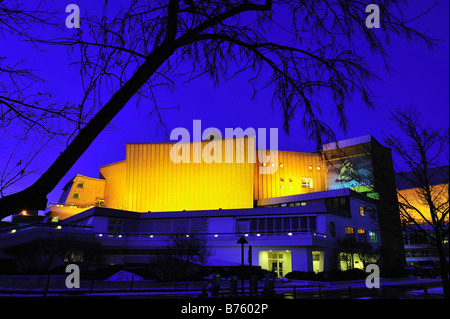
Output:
49 136 327 220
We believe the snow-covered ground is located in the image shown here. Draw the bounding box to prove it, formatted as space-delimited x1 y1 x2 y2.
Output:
406 287 444 296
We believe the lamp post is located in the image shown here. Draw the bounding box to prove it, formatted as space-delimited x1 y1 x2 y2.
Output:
237 235 248 295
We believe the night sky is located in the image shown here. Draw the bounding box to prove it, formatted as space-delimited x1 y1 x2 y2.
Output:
0 0 448 216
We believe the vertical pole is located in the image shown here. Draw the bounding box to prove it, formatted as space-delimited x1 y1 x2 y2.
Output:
348 286 352 299
241 242 245 296
43 274 51 298
318 284 322 299
130 275 134 291
293 285 296 299
90 279 95 293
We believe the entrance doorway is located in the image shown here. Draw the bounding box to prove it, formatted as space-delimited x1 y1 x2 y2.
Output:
268 252 284 277
312 250 324 273
258 250 292 278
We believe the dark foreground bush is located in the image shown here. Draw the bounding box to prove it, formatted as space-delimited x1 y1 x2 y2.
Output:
285 268 366 281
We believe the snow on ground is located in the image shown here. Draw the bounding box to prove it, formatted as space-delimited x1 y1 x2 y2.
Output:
406 287 444 296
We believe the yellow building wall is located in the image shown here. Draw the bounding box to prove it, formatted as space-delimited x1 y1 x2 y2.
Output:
398 184 449 224
254 150 327 200
64 174 105 207
49 174 106 220
106 136 256 212
100 161 127 210
53 138 329 217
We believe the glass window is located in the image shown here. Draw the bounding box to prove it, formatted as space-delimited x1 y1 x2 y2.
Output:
345 226 355 237
72 193 79 199
108 218 122 236
339 197 348 210
329 222 336 237
291 217 299 230
309 217 316 231
358 229 366 241
76 182 84 188
332 197 339 208
369 231 378 243
275 218 282 232
300 217 308 230
283 217 290 231
250 219 258 232
257 218 266 232
301 177 313 188
360 206 365 216
236 220 249 233
267 218 274 233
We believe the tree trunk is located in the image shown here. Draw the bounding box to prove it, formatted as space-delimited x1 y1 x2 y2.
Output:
0 44 176 218
435 234 449 299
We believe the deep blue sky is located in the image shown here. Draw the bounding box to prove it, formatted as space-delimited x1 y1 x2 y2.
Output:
0 0 448 214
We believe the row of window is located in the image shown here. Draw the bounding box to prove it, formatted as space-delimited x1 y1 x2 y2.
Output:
345 226 378 243
263 201 307 208
261 162 321 172
403 233 429 245
325 197 349 211
405 249 438 258
236 216 317 233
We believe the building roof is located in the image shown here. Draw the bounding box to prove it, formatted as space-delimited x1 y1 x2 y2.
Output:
322 135 373 151
61 205 332 224
257 188 377 206
396 166 449 190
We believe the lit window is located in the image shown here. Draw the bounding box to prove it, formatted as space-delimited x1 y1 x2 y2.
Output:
345 226 355 237
301 177 313 188
72 193 79 199
360 206 365 216
369 231 378 243
76 182 84 188
316 166 321 171
308 165 313 170
358 229 366 241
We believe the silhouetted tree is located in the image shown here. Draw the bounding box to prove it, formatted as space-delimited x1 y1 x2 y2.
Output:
385 106 449 299
335 236 380 270
0 0 437 218
166 231 212 279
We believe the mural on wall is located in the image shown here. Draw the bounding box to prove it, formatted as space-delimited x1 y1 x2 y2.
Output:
326 155 378 199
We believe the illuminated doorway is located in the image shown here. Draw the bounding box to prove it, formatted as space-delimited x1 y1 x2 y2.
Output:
312 251 324 273
259 250 292 278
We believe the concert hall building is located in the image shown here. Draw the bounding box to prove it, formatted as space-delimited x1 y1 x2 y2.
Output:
1 135 405 276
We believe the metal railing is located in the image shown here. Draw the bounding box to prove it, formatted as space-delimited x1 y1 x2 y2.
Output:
0 222 94 236
95 230 326 240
